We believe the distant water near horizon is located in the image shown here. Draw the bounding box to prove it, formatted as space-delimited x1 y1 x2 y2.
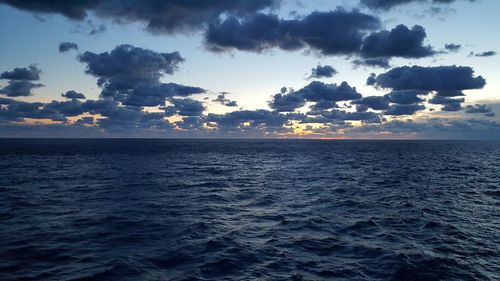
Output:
1 139 499 280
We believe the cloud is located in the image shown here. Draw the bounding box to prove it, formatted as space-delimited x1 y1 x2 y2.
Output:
298 81 363 102
367 73 377 85
0 80 44 97
0 100 61 121
434 90 464 97
165 98 205 116
474 51 497 57
385 90 427 104
269 90 306 112
428 95 464 111
360 0 476 10
384 104 426 115
312 109 383 123
352 96 390 110
369 65 486 91
346 118 500 140
465 104 495 116
0 0 279 34
351 90 430 116
0 97 15 105
79 44 184 79
207 109 289 131
269 81 362 112
353 57 390 68
206 9 381 55
213 92 239 107
309 65 337 79
444 43 461 52
360 25 435 59
310 100 339 111
428 96 464 105
78 44 205 106
59 42 79 53
61 90 86 100
0 65 41 80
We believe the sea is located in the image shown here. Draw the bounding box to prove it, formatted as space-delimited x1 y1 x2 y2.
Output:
1 139 499 281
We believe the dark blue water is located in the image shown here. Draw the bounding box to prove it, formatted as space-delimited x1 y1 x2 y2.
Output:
1 139 499 281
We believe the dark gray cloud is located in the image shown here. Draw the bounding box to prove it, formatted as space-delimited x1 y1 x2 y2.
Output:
310 100 339 111
75 116 94 125
384 104 426 115
0 80 44 97
298 81 363 102
428 95 464 104
206 8 435 66
206 9 381 55
465 104 495 116
434 90 464 97
61 90 86 100
0 100 62 122
165 98 205 116
441 103 462 111
385 90 427 104
360 0 476 10
347 118 500 140
0 65 41 80
0 97 15 105
352 96 390 110
474 51 496 57
43 100 87 117
269 81 362 112
428 95 464 111
207 109 289 130
79 44 184 79
59 42 79 53
351 90 428 115
370 65 486 91
353 57 390 68
213 92 239 107
367 73 377 85
444 43 461 52
269 90 306 112
361 25 435 59
0 0 278 34
312 109 383 123
309 65 337 79
78 44 205 106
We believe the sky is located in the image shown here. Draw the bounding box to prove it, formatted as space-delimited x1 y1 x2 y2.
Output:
0 0 499 139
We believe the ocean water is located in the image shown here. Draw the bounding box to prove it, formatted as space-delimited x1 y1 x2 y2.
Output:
1 139 499 281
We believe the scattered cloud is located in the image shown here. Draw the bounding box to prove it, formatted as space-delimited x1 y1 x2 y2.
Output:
0 65 44 97
213 92 239 107
369 65 485 91
61 90 86 100
165 98 205 117
309 65 337 79
269 81 362 112
360 25 435 59
384 104 426 116
465 104 495 117
78 44 205 107
206 9 381 55
474 51 497 57
0 0 279 34
444 43 461 52
0 65 41 80
59 42 79 53
360 0 476 10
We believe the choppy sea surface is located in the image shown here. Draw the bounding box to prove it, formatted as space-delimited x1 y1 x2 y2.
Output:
1 139 499 281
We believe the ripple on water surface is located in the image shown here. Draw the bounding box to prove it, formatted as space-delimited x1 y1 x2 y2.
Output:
1 139 499 280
